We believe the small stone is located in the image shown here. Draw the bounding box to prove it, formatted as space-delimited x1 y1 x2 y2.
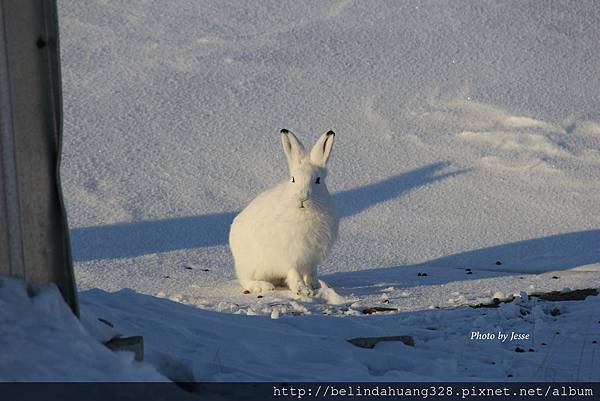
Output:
541 342 547 346
550 308 561 316
243 290 250 294
362 306 398 314
257 295 263 299
515 347 525 352
382 299 390 304
347 335 415 349
202 268 210 272
162 275 170 279
552 276 559 279
495 261 502 265
104 336 144 362
507 374 513 378
528 348 534 352
466 271 473 275
184 266 193 270
593 340 597 344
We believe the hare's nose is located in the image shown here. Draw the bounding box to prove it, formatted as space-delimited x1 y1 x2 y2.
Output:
299 191 310 209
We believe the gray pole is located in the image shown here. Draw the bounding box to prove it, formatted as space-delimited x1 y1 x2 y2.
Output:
0 0 78 316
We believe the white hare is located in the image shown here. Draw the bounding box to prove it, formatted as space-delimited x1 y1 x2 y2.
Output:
229 129 338 296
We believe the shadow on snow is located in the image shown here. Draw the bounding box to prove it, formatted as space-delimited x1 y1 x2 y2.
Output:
324 229 600 291
70 162 463 262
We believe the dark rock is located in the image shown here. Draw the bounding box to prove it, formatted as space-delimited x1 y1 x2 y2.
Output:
534 288 598 301
104 336 144 362
363 306 398 314
348 335 415 349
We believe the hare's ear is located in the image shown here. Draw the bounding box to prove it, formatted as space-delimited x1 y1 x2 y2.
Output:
281 129 306 166
310 130 335 167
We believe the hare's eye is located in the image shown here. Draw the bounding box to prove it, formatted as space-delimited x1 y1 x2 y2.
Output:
315 177 321 184
290 177 295 183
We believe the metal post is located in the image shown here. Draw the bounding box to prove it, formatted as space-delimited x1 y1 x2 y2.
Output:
0 0 78 316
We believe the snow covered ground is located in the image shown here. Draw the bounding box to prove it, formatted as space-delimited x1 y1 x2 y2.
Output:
3 276 599 382
0 278 165 381
18 0 597 381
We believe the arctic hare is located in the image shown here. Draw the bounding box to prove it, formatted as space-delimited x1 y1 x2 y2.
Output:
229 129 338 296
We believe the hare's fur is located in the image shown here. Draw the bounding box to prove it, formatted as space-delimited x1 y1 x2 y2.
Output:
229 130 338 296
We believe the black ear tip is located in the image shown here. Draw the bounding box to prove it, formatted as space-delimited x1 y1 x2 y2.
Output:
280 128 289 134
327 130 335 136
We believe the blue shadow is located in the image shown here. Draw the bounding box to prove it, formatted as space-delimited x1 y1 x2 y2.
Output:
324 229 600 290
335 161 466 218
71 212 236 262
70 162 465 262
420 229 600 273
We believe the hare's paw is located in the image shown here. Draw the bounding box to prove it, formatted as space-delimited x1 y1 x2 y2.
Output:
242 280 275 294
294 283 316 297
303 273 321 291
287 270 315 297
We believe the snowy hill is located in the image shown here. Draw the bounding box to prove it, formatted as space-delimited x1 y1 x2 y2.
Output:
46 0 600 381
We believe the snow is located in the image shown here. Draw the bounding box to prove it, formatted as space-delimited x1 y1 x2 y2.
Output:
79 286 600 381
5 0 597 381
0 278 165 381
